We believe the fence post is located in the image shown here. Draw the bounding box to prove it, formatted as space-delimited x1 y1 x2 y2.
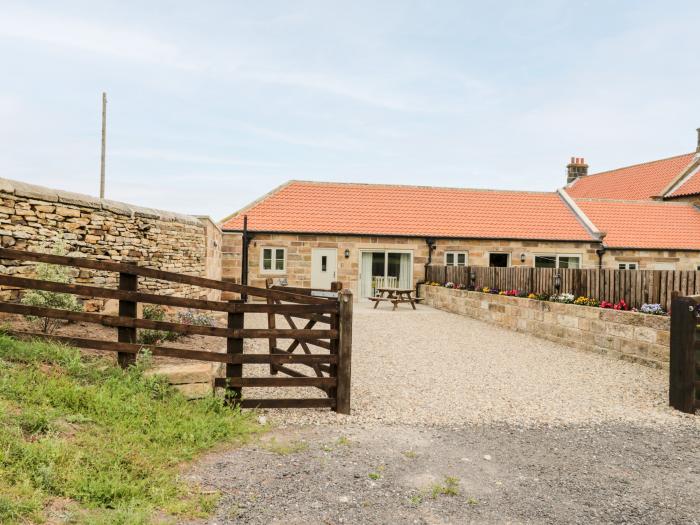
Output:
226 299 244 403
264 279 277 375
117 271 137 368
335 288 353 415
669 295 697 413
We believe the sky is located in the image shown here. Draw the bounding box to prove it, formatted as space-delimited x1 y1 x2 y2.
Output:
1 1 699 220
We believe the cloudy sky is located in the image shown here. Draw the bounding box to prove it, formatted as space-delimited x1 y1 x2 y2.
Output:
1 1 698 219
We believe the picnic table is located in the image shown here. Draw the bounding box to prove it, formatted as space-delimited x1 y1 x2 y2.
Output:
368 287 423 310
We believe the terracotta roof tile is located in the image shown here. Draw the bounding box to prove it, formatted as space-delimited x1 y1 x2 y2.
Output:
566 153 695 200
574 199 700 249
221 181 595 241
667 163 700 198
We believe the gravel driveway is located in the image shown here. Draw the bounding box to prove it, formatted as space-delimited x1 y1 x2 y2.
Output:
188 302 699 524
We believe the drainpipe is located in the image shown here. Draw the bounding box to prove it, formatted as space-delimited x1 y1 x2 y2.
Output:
416 237 436 295
241 215 254 302
596 246 606 269
595 233 607 270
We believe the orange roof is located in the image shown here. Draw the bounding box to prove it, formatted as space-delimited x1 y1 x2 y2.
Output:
574 199 700 249
566 153 695 200
221 181 595 241
667 163 700 198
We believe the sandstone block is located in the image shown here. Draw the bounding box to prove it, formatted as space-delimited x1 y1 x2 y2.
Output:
55 206 81 218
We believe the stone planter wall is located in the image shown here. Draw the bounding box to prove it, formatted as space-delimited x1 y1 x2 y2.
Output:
420 285 670 368
0 177 221 308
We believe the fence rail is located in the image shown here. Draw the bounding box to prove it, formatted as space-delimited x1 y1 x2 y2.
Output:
669 295 699 414
0 247 352 413
426 265 700 311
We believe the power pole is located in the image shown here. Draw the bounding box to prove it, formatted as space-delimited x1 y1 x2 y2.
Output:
99 92 107 199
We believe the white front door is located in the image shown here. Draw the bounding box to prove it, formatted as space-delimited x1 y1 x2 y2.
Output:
311 248 337 289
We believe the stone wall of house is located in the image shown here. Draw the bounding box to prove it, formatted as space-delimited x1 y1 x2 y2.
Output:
605 248 700 270
0 177 220 307
222 232 605 296
420 284 670 368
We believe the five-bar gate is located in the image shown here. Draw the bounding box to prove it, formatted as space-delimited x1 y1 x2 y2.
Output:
0 248 352 413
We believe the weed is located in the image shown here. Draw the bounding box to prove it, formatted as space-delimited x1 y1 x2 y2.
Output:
402 450 418 459
178 309 216 327
20 240 82 333
368 472 381 480
428 476 460 499
408 494 422 506
467 497 479 506
142 304 166 321
0 334 259 524
336 436 350 446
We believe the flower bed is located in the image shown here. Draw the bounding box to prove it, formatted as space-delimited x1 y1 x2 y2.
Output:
427 282 666 316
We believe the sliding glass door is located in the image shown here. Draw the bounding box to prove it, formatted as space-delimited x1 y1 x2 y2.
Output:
360 251 412 297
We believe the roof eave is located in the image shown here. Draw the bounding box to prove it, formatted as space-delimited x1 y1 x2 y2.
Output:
220 228 595 243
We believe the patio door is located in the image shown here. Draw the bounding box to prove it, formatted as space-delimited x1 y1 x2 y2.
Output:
359 251 412 297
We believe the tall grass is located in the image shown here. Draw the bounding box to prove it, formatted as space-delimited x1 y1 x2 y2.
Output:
0 334 259 524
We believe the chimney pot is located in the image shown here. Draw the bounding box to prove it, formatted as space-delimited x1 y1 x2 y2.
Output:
567 156 588 184
696 127 700 153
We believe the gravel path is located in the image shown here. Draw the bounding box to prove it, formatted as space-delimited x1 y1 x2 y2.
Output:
186 302 698 524
241 302 693 428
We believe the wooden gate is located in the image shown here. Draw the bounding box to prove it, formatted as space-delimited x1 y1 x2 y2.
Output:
669 295 700 414
0 248 353 413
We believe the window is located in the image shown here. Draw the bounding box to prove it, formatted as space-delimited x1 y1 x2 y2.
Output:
618 263 637 270
534 254 581 269
261 247 286 273
445 251 468 266
489 253 510 267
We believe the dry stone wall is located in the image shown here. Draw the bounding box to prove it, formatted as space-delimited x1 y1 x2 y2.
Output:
0 177 219 308
420 285 670 368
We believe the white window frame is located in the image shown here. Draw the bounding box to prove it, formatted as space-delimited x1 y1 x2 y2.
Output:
260 247 287 274
488 252 511 267
533 253 582 269
618 262 638 270
445 251 468 267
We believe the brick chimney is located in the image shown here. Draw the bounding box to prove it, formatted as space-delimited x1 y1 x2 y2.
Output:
566 157 588 184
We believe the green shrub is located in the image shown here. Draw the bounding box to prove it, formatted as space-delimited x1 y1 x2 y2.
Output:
142 304 166 321
139 305 177 344
19 241 83 333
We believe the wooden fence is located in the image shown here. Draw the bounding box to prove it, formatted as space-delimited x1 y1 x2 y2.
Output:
426 265 700 311
0 247 352 413
669 295 699 414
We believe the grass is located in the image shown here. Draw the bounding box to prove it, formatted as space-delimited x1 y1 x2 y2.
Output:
0 333 259 524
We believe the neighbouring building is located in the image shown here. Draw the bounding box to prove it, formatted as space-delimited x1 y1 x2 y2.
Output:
220 128 700 297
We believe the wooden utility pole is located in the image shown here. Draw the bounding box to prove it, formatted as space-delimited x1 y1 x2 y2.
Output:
100 92 107 199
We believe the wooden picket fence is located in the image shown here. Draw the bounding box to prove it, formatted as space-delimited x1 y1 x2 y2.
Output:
0 248 352 413
426 265 700 311
669 295 700 414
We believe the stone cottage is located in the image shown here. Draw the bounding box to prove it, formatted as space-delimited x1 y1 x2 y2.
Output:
220 129 700 297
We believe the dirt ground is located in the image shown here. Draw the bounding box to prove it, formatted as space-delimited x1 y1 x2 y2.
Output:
186 422 699 524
